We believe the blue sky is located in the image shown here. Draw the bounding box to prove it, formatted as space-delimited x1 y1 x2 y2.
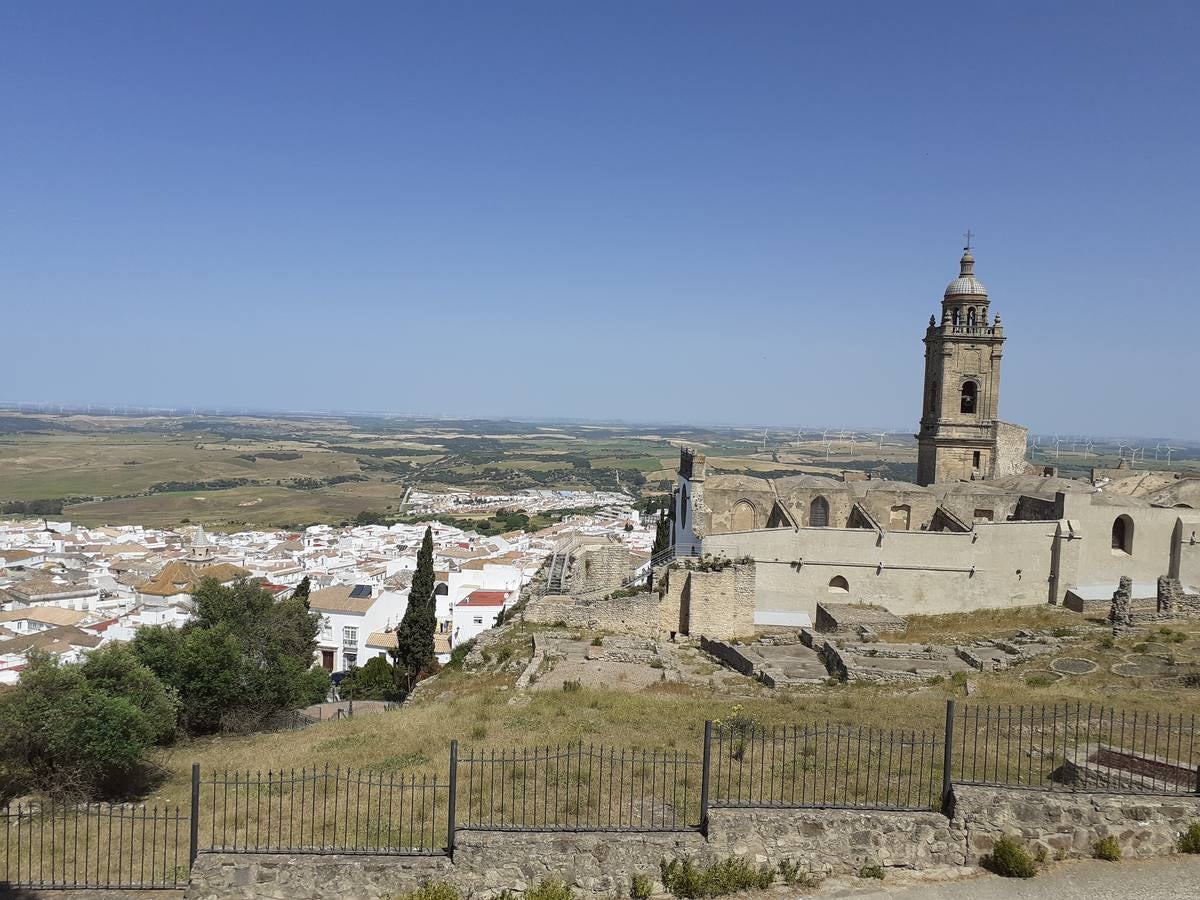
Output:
3 2 1197 437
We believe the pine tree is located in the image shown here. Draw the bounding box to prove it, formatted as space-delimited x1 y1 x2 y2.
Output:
391 527 437 693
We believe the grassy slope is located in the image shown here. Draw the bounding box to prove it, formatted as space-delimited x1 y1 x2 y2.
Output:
144 611 1200 813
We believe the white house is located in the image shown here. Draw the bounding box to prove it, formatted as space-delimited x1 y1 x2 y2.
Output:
451 589 513 646
310 583 409 673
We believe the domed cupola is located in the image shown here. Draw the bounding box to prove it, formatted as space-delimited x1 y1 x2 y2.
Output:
944 247 988 299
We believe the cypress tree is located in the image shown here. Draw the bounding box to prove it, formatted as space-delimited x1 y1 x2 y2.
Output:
391 527 437 692
291 576 311 606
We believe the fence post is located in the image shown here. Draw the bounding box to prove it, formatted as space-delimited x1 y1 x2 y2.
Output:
941 700 956 815
447 740 459 858
189 762 201 868
699 720 713 835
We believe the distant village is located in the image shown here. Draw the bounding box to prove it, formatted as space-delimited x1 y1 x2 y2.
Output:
0 489 654 686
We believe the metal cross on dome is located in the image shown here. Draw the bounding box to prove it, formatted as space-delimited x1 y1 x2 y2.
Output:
963 229 974 250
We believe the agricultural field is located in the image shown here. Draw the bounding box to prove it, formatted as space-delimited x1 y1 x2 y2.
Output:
0 413 923 529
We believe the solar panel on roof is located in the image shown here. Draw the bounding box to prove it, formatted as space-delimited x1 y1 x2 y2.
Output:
349 584 372 599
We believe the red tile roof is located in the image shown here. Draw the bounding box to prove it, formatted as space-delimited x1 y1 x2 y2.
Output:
457 590 509 607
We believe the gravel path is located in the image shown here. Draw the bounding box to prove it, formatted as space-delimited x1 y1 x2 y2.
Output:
828 856 1200 899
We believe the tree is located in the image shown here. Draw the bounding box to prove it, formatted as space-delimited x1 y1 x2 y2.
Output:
652 514 671 558
132 578 329 734
291 575 311 604
339 655 395 700
391 526 437 693
0 648 178 797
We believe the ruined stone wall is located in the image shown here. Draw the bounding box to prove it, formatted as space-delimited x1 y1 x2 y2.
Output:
684 563 756 638
524 592 663 636
992 421 1028 478
568 543 633 595
658 566 685 635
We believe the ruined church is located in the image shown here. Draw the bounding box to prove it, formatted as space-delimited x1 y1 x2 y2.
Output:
667 246 1200 630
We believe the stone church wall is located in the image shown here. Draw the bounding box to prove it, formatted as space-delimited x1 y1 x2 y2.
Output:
703 521 1053 620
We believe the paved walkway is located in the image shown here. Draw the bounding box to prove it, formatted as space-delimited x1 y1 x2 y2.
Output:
829 856 1200 899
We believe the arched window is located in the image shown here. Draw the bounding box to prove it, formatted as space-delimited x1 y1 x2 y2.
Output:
889 504 911 530
952 308 961 327
1111 515 1133 555
960 381 977 414
967 307 977 327
810 496 829 528
731 500 756 532
928 381 938 415
828 575 849 593
679 487 688 528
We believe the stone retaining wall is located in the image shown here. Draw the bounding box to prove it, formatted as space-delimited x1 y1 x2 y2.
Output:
185 787 1200 899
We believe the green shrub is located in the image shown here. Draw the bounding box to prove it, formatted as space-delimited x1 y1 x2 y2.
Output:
859 863 885 880
1025 675 1056 688
983 836 1038 878
525 878 573 900
591 636 604 647
1178 822 1200 854
392 883 461 900
1096 635 1115 650
1092 836 1121 861
630 873 652 900
776 859 821 889
561 680 582 693
496 646 514 664
445 640 475 670
660 856 773 898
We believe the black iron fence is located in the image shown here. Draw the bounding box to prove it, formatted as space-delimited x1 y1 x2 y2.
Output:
199 764 450 854
708 722 944 812
953 702 1199 795
457 743 701 831
1 800 190 890
4 701 1198 890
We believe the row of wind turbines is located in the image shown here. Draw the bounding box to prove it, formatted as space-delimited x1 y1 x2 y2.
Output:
1027 435 1184 466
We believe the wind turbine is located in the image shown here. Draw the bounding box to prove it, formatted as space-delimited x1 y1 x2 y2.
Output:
873 431 890 450
1165 445 1180 466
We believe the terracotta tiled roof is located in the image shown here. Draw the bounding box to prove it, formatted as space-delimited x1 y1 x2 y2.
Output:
0 607 89 627
457 590 508 607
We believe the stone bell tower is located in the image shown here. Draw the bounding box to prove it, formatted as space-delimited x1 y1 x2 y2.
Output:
917 240 1023 486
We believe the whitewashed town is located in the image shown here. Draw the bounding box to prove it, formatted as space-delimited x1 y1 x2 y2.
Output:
0 492 654 686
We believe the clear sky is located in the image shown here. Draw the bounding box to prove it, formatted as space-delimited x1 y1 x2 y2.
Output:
3 2 1197 438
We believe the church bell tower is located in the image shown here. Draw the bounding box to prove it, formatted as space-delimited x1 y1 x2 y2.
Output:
916 239 1013 486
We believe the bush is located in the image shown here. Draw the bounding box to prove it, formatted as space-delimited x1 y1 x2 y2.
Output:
1178 822 1200 854
776 859 821 889
0 647 178 798
859 863 885 879
630 874 652 900
1092 836 1121 861
446 640 476 671
132 578 328 735
562 680 582 693
525 878 573 900
392 884 461 900
983 836 1038 878
660 857 773 898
